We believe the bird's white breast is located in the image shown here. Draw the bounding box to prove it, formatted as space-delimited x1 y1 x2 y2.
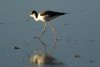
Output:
38 13 49 22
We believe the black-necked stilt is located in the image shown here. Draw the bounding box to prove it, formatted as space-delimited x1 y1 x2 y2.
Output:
27 10 68 53
29 10 66 22
27 10 67 36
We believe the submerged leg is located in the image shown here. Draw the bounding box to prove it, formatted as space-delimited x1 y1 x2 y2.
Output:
48 22 57 54
39 22 46 38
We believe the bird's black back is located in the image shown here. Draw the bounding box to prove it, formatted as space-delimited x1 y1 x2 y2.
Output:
40 11 66 17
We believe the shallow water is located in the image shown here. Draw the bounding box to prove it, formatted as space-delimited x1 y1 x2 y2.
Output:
0 0 100 67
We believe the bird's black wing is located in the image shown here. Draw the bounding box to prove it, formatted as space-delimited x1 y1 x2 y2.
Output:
40 11 66 17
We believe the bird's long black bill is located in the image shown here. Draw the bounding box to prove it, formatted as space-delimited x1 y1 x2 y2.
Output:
26 17 31 22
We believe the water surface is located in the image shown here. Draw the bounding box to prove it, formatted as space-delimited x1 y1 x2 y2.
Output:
0 0 100 67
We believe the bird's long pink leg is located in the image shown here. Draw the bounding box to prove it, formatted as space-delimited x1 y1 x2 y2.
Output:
48 22 57 54
39 22 46 38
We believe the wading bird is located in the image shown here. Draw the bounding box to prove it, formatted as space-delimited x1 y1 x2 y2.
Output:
27 10 68 52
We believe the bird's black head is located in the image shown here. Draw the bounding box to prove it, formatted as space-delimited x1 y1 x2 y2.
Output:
30 10 37 15
30 10 38 18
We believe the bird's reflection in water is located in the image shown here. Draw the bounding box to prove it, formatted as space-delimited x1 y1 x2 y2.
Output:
33 37 48 54
30 37 65 67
